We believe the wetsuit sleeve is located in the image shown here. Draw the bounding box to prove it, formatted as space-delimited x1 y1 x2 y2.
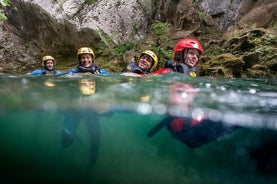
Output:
30 69 43 76
64 68 78 74
99 68 109 75
55 71 63 75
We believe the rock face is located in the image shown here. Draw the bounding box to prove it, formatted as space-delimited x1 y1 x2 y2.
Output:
157 0 244 32
22 0 153 44
0 0 276 77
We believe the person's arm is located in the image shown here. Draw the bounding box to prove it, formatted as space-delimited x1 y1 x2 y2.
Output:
30 69 43 76
63 68 78 74
99 68 109 75
55 71 63 75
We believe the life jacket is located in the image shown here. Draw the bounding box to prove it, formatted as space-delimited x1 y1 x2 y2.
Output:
41 67 57 75
175 63 199 78
122 62 151 75
153 60 199 77
77 64 99 74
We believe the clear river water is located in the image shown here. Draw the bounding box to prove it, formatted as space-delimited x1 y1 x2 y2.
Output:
0 73 276 184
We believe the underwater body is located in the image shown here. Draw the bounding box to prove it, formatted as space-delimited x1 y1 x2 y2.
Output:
0 73 276 184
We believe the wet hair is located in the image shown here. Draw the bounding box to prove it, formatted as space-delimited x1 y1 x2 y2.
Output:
174 50 185 63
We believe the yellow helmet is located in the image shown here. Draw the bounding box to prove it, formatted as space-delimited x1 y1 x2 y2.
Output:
42 55 55 66
141 50 158 72
77 47 95 60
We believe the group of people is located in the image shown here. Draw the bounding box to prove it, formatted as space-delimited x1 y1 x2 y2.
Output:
31 37 220 168
29 38 204 78
29 37 241 167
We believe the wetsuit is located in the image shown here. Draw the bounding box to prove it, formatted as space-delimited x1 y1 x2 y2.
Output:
148 115 240 148
30 67 62 76
167 116 239 148
61 62 109 168
122 62 151 75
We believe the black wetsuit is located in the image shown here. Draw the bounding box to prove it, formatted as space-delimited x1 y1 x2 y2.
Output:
148 115 240 148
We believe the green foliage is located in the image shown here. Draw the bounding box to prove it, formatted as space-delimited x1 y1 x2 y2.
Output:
84 0 98 5
193 0 200 7
0 0 9 6
96 30 115 54
114 42 135 56
149 21 170 48
130 21 139 38
0 0 9 21
150 21 169 37
147 21 172 68
198 10 205 21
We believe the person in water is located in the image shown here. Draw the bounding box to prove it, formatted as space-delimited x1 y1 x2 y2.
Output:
29 55 62 76
153 38 203 77
61 78 112 169
65 47 109 75
147 82 239 148
121 50 158 77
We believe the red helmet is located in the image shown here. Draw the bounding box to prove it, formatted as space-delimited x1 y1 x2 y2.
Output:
174 38 203 55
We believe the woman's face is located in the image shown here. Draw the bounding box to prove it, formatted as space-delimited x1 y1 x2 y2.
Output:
80 54 93 67
184 49 200 68
45 60 54 70
138 54 153 71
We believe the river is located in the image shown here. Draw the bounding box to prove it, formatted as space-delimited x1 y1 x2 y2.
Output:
0 73 276 183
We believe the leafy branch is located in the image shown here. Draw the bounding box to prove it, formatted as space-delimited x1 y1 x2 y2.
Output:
0 0 9 21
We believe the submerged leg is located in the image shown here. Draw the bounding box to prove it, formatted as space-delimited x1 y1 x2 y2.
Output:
85 116 100 169
61 109 79 147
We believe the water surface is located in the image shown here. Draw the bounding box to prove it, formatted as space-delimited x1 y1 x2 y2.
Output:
0 74 276 183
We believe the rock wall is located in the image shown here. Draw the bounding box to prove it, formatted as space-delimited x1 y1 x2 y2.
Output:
23 0 153 44
156 0 244 31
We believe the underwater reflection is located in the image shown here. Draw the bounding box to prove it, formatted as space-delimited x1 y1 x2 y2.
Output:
79 78 96 95
43 78 56 88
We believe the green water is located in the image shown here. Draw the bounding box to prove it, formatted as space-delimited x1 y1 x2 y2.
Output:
0 74 276 183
